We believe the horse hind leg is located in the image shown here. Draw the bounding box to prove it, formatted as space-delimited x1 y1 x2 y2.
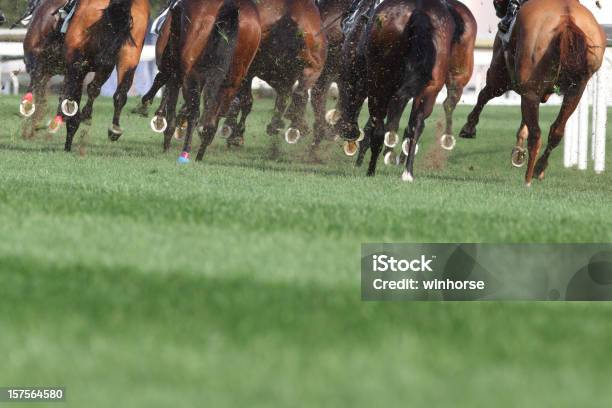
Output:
521 96 542 186
133 70 169 117
60 69 87 152
81 68 114 125
108 65 136 142
533 82 587 181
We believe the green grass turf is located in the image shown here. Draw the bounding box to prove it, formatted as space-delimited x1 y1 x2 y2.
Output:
0 95 611 407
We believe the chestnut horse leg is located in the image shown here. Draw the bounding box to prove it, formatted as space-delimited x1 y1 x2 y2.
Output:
533 82 587 180
521 96 542 186
81 68 114 125
459 40 509 139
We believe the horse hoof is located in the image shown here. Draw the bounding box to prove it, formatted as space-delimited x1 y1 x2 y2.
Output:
20 93 35 117
357 128 365 142
343 140 359 157
108 125 123 141
384 131 398 148
459 127 475 139
401 140 419 156
150 115 167 133
325 109 341 126
61 99 78 117
284 128 301 144
177 152 190 164
383 150 397 166
218 124 233 138
47 115 63 134
401 170 414 182
511 146 527 168
440 134 456 151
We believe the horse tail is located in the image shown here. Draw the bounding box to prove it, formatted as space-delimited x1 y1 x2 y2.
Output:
559 19 589 78
93 0 135 66
397 9 436 101
200 0 240 110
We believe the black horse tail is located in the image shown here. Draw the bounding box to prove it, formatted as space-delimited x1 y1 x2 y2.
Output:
200 0 240 116
92 0 135 66
396 9 436 101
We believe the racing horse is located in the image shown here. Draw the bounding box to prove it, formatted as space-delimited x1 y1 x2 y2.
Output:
328 0 459 181
56 0 149 152
458 0 606 185
352 0 477 167
19 0 73 139
218 0 327 150
156 0 261 161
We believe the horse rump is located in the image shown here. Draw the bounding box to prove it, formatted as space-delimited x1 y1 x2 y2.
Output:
200 0 240 108
558 19 589 92
396 9 436 101
90 0 136 67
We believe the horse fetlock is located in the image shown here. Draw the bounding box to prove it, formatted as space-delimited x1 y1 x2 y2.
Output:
401 139 419 156
108 124 123 141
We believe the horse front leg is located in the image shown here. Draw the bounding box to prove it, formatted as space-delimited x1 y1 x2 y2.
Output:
81 68 114 125
108 64 136 142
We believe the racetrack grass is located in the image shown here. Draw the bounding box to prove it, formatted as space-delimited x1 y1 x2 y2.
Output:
1 95 611 407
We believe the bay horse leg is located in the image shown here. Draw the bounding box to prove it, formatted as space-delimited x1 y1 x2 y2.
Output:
133 70 170 117
108 64 137 142
161 73 181 151
521 96 542 186
459 43 509 139
266 85 291 137
233 86 253 146
533 82 587 180
21 63 47 139
310 65 334 147
61 69 87 152
81 68 114 125
402 91 438 182
27 72 51 139
178 76 201 162
224 81 252 147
